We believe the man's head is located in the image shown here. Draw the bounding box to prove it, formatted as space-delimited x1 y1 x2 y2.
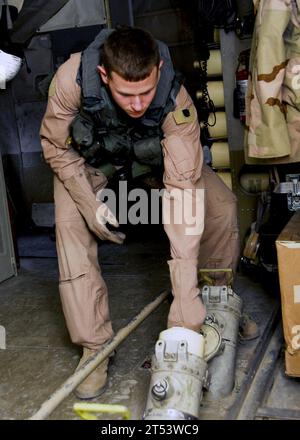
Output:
97 27 163 118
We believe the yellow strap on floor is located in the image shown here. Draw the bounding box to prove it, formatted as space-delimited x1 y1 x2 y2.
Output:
198 268 233 286
73 403 131 420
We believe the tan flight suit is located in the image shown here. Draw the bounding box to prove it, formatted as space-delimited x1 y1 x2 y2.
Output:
40 53 239 349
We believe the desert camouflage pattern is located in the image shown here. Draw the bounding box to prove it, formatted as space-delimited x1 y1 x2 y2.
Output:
245 0 300 164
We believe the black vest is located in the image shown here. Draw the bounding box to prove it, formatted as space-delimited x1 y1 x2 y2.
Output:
70 29 182 179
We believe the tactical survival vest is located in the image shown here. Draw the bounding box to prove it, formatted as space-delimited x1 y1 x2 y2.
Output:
70 29 182 179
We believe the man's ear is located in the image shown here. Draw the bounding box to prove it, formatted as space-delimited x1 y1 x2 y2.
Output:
97 65 109 84
159 59 164 70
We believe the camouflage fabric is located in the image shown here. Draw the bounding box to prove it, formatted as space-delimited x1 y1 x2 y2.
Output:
245 0 300 164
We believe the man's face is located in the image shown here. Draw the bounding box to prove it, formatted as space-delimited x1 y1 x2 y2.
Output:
97 63 162 118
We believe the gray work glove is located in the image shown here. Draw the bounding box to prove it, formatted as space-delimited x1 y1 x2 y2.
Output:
64 170 125 244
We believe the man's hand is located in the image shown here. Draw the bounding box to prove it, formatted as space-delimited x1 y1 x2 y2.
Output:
64 171 125 244
95 203 125 244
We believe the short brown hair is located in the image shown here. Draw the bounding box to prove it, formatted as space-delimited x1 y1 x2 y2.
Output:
101 27 160 81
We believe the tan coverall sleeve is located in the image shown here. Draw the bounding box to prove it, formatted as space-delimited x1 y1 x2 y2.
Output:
161 85 204 260
40 53 84 182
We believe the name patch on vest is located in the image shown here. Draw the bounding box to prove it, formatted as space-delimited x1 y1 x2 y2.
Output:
172 106 196 125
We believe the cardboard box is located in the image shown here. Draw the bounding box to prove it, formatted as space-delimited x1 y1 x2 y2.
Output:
276 211 300 377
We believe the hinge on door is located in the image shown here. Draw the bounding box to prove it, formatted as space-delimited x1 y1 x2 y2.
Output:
0 325 6 349
11 256 17 275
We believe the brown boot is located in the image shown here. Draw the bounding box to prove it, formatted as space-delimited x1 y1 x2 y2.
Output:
239 314 260 341
74 348 109 400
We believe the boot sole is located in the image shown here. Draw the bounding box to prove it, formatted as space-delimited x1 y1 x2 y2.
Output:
73 382 108 400
238 330 260 342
